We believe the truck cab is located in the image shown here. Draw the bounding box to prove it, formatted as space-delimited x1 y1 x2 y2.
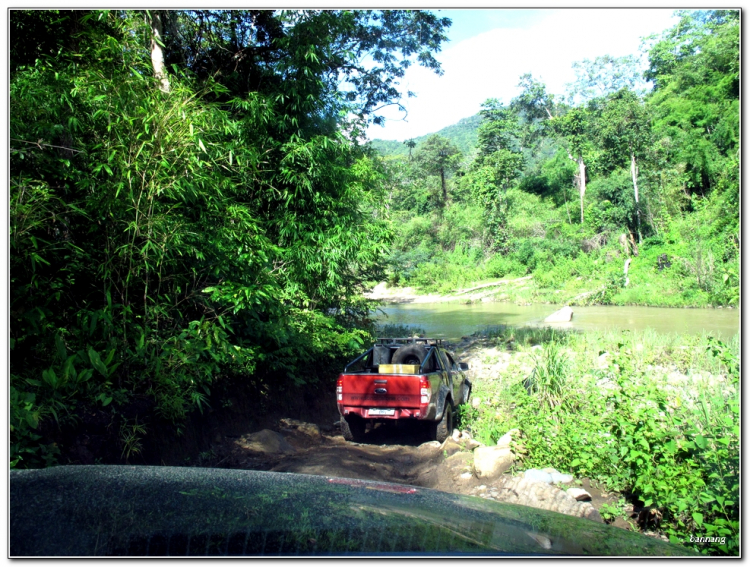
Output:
336 338 471 442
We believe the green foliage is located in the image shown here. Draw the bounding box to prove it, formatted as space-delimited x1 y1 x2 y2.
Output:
466 329 739 555
525 342 570 411
10 8 454 466
369 114 481 158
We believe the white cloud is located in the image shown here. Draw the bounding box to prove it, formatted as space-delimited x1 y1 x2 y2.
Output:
367 9 678 141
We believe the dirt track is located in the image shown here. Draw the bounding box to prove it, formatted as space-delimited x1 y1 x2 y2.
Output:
202 335 634 533
213 421 478 495
205 418 635 533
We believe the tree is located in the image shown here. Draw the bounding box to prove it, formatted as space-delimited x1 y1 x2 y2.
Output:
551 107 594 224
414 135 461 208
404 139 416 160
566 54 646 105
512 74 593 223
645 10 739 196
160 10 452 134
595 88 651 242
147 11 170 92
9 9 451 466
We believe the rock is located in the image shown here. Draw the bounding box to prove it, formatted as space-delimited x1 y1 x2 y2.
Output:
496 428 520 449
473 446 514 479
550 472 574 484
463 438 482 450
567 488 592 501
524 469 553 484
495 476 603 524
461 430 472 440
471 397 482 409
528 468 574 484
596 352 610 369
459 472 473 480
419 440 441 451
544 306 573 323
239 430 295 454
583 507 603 523
439 437 463 458
452 429 461 442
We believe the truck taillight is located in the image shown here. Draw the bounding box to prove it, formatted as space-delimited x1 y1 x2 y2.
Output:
337 379 343 401
419 377 430 404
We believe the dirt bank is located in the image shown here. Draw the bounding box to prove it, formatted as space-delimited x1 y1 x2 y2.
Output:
366 277 533 304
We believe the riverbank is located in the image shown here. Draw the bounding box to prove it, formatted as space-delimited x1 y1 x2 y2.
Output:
364 274 737 310
366 277 534 304
449 327 739 555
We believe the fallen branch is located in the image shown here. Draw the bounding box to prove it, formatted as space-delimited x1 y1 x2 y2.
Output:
567 287 606 304
453 276 533 295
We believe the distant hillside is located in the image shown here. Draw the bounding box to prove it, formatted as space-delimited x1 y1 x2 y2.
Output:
369 114 481 158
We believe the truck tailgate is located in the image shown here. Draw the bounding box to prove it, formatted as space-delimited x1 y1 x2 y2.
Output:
340 373 421 407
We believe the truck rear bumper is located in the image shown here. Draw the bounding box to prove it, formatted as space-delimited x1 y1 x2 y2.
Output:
338 404 436 421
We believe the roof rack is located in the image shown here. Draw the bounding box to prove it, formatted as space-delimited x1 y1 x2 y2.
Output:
375 337 442 346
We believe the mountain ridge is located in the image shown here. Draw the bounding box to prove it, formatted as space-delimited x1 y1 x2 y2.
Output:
368 113 481 157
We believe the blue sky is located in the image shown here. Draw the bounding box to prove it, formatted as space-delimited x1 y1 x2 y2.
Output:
365 9 680 142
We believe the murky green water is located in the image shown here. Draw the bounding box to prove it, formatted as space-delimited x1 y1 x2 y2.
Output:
375 303 740 341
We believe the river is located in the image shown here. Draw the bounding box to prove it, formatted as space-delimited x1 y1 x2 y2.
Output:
375 303 740 341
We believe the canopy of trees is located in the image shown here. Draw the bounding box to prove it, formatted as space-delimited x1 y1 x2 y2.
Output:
10 9 739 471
378 10 738 306
10 9 451 467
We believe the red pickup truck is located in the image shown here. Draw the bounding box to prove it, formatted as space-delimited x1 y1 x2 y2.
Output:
336 338 471 443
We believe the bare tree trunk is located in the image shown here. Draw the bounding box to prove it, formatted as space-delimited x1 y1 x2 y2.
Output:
569 153 586 223
630 152 642 243
440 166 447 205
149 11 171 93
578 157 586 224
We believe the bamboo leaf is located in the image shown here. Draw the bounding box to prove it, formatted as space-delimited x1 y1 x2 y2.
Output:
88 348 109 377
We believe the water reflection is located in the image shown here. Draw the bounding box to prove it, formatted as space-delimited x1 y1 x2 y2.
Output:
375 303 739 341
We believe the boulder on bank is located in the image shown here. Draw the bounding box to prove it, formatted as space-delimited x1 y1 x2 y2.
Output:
473 446 514 479
567 487 593 502
496 476 603 523
544 306 573 323
524 468 574 484
496 428 520 449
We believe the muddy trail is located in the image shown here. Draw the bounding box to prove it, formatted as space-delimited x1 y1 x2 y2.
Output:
193 335 651 537
213 419 468 493
203 414 639 532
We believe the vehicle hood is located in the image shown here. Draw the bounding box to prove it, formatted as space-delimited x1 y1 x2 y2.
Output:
10 465 694 556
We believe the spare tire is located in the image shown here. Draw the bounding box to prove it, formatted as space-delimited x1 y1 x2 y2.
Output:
391 344 427 366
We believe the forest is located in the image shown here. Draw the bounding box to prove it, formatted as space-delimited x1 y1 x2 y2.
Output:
374 10 738 309
10 9 456 467
9 10 739 553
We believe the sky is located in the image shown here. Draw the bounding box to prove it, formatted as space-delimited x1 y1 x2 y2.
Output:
365 8 679 142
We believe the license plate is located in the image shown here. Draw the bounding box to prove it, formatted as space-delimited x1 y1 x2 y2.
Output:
369 408 395 416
